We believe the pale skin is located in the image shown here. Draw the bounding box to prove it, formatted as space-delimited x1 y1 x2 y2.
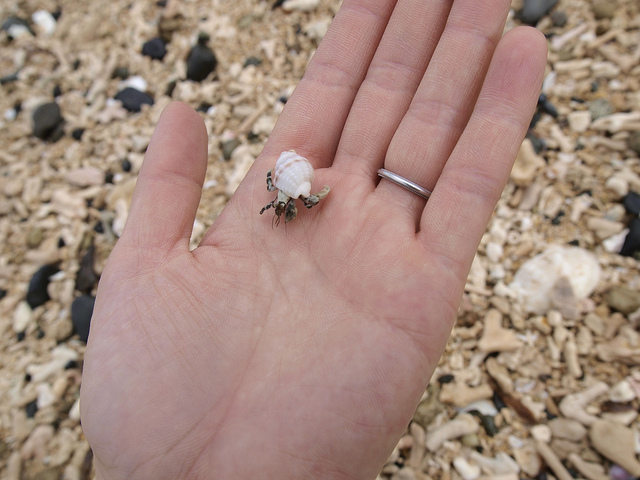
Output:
80 0 547 478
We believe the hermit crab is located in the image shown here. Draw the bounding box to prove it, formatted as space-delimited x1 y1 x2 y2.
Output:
259 150 330 225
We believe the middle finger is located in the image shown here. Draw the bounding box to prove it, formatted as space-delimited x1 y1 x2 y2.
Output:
331 0 452 182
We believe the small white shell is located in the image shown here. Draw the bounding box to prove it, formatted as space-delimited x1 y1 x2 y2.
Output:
273 150 314 199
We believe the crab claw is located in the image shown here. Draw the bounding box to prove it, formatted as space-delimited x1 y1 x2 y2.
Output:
301 186 330 209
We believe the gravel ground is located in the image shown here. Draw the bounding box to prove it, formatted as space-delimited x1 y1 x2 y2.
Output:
0 0 639 479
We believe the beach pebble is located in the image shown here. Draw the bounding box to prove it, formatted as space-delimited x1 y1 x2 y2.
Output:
478 309 523 353
558 382 608 426
453 457 481 480
589 420 640 477
548 418 587 441
509 245 601 314
425 413 479 451
589 98 614 120
608 379 636 403
141 37 167 60
629 132 640 156
460 399 498 417
567 111 591 133
4 451 21 480
51 189 87 219
513 441 542 477
32 466 63 480
531 424 552 443
32 10 56 36
27 346 78 383
606 176 629 198
519 0 558 24
587 217 624 240
114 87 154 112
510 139 546 187
568 453 609 480
32 102 64 141
21 424 55 461
2 16 33 38
620 218 640 257
187 34 218 82
282 0 320 12
71 295 95 343
609 464 638 480
603 229 628 254
439 381 494 407
64 167 105 187
550 9 567 26
119 75 148 93
26 264 60 309
606 285 640 314
75 246 99 293
13 300 33 333
36 383 56 409
592 0 616 19
623 192 640 216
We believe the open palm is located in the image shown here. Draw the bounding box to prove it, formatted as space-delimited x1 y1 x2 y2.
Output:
80 0 547 478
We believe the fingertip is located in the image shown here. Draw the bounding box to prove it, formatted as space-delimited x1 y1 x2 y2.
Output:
501 26 548 79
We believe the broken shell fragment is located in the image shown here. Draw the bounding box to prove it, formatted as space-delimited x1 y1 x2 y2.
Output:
509 245 601 314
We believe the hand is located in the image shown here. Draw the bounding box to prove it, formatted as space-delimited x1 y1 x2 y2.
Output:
80 0 547 478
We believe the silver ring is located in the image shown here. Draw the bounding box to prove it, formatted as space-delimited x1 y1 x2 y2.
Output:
377 168 431 200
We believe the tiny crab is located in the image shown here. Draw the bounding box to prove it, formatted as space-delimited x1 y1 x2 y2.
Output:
259 150 330 225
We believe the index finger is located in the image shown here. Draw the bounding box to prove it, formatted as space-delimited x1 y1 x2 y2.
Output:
257 0 397 168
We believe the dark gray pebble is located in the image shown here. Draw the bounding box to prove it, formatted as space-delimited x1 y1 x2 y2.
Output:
114 87 154 112
26 264 60 309
71 127 85 140
538 94 558 118
243 56 262 68
25 399 38 418
2 16 34 36
472 413 498 437
142 37 167 60
550 10 568 27
32 102 64 141
111 66 130 79
519 0 558 25
71 295 95 343
526 133 545 154
623 191 640 216
186 33 217 82
620 217 640 257
75 245 98 293
437 374 455 384
0 72 19 84
221 137 241 160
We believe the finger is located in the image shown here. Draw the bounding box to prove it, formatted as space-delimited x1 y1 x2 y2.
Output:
120 101 208 252
376 0 512 218
331 0 452 179
419 28 547 284
255 0 397 170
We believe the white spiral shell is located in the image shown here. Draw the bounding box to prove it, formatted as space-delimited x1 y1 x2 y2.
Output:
272 150 314 199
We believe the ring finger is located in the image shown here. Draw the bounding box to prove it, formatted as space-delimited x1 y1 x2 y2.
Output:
375 0 512 220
